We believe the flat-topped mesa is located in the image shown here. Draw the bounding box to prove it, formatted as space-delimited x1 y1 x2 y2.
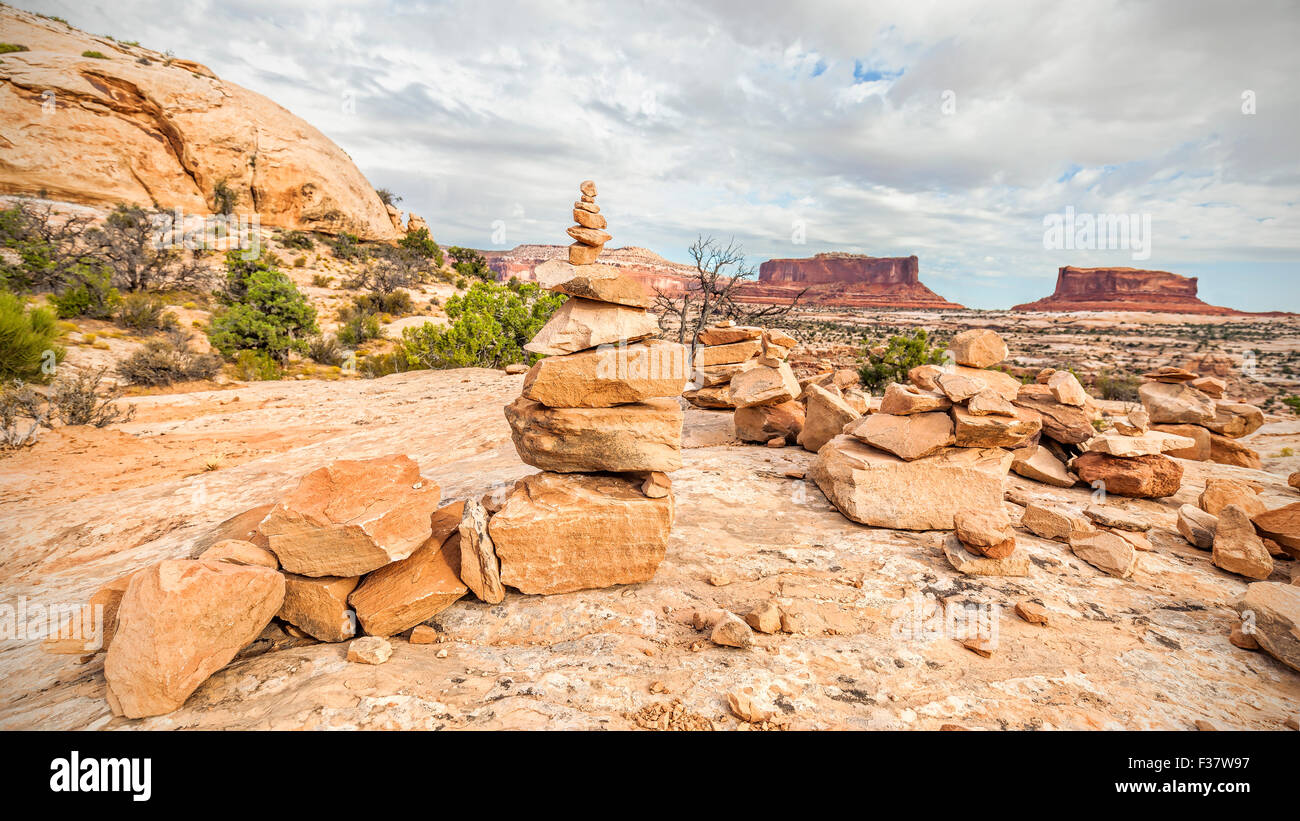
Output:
1012 266 1239 314
734 253 965 309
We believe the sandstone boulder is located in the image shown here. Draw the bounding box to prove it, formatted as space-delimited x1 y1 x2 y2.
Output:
1139 381 1216 425
1011 445 1076 487
1204 402 1264 439
1236 583 1300 672
260 455 442 577
197 539 279 569
1151 423 1212 460
1199 478 1265 517
1071 452 1183 498
1069 529 1137 578
489 472 674 594
966 389 1017 417
953 507 1016 558
1252 503 1300 556
734 400 804 444
879 382 951 415
798 383 860 453
1021 504 1093 543
279 573 359 642
943 533 1029 576
1014 385 1096 444
845 412 954 461
682 385 735 409
694 339 762 367
104 560 285 718
505 396 682 472
952 405 1041 448
728 362 800 408
522 340 688 408
42 568 143 655
908 364 944 391
949 329 1007 368
936 371 987 403
1048 371 1088 406
1212 505 1273 580
347 636 393 664
1207 433 1262 469
534 259 651 308
523 298 658 356
1177 504 1217 549
698 325 763 346
1084 430 1196 458
693 361 755 387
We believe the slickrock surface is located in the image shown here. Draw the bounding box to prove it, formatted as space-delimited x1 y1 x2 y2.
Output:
1 369 1298 730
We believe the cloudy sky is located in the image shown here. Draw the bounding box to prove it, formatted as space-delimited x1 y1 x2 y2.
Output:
22 0 1300 309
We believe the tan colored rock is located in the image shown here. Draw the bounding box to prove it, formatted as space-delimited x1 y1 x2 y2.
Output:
1229 623 1259 650
744 601 782 634
1177 504 1217 549
43 568 143 655
765 329 796 348
798 383 861 453
347 636 393 664
1207 433 1262 469
1071 452 1183 498
279 573 359 642
409 624 440 644
572 208 607 230
845 412 954 461
694 339 763 367
908 364 944 391
579 180 598 198
566 225 612 246
1190 376 1226 397
260 455 442 578
569 242 603 265
809 435 1012 530
936 371 987 403
534 259 650 308
697 325 763 346
710 612 754 648
640 471 671 498
734 400 803 444
505 396 682 472
966 388 1017 417
1236 582 1300 671
1204 402 1264 439
522 340 688 408
692 361 755 387
1011 445 1076 488
1151 423 1211 460
943 533 1029 576
949 329 1007 368
1015 601 1050 625
1048 371 1088 406
728 689 775 723
1112 409 1150 435
955 366 1022 402
879 382 951 415
1252 503 1300 556
682 384 735 409
1139 381 1216 425
1144 366 1199 382
1212 505 1273 580
523 298 658 356
953 507 1016 558
104 560 285 718
1013 385 1096 444
843 388 870 414
1069 529 1137 578
1021 504 1093 543
1288 471 1300 491
952 405 1041 448
458 499 504 605
197 539 279 569
489 472 674 594
1084 430 1196 458
349 502 467 637
729 362 801 408
1199 478 1265 517
1084 504 1149 532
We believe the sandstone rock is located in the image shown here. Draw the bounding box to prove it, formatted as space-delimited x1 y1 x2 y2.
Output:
843 388 870 414
1144 366 1200 382
749 254 963 309
1177 504 1217 549
693 361 756 388
1013 385 1096 444
1252 503 1300 556
534 259 650 308
1229 623 1260 650
1072 452 1183 498
949 329 1007 368
1207 433 1262 469
710 612 754 648
1139 381 1216 426
572 208 607 230
953 507 1016 558
879 382 951 415
104 560 285 718
1204 402 1264 439
1191 376 1226 397
1015 601 1050 626
1236 582 1300 672
349 502 467 637
734 400 803 444
197 539 279 569
1048 371 1088 406
1084 430 1196 458
1021 504 1093 543
966 388 1017 417
260 455 442 577
1212 505 1273 580
697 325 762 346
727 689 774 723
810 435 1012 530
845 412 954 461
458 499 504 604
682 385 735 409
522 340 688 408
489 472 674 594
523 298 658 356
1289 471 1300 491
1150 423 1211 460
569 242 603 265
765 329 797 348
1111 528 1153 552
798 383 860 453
505 396 682 472
1199 478 1265 517
505 363 529 375
640 471 671 499
744 601 782 634
566 225 612 247
943 533 1029 576
279 573 359 642
936 371 987 403
909 365 944 391
347 636 393 665
43 568 142 655
952 405 1041 448
1112 409 1150 435
953 366 1022 403
1084 504 1150 532
409 625 440 644
729 362 801 408
1011 445 1076 488
1069 530 1137 578
693 339 762 368
1012 267 1237 314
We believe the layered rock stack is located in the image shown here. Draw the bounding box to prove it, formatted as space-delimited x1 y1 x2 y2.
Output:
809 330 1034 531
1070 407 1190 498
493 180 689 594
567 179 612 265
683 322 764 409
1139 367 1264 468
1005 367 1100 488
730 329 805 446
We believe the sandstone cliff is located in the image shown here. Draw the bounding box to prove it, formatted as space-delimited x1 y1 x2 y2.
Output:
1012 266 1238 314
0 6 399 240
738 253 964 309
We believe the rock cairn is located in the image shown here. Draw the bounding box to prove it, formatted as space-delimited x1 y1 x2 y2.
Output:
567 179 611 264
1070 404 1189 499
729 329 804 446
493 180 688 594
1138 366 1264 468
683 322 764 409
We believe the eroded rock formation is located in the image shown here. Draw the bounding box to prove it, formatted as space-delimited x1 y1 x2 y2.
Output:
1012 267 1238 314
736 253 964 309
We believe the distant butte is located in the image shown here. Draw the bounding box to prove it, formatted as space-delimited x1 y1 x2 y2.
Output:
1011 266 1247 314
735 253 965 309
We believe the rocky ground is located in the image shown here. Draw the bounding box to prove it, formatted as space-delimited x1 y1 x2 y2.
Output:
1 367 1297 730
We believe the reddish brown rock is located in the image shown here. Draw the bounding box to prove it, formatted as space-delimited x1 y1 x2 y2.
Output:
1071 452 1183 498
798 383 860 453
197 539 279 569
1014 385 1095 444
1011 266 1241 314
1212 505 1273 580
953 507 1016 558
1151 423 1212 460
1199 478 1265 517
734 253 965 309
1253 503 1300 557
279 573 359 642
734 400 804 444
1207 433 1262 469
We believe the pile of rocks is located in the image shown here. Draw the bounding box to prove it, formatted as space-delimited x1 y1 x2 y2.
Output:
683 322 764 409
1005 366 1100 488
729 329 806 446
1071 408 1190 498
567 179 611 264
1176 477 1300 580
1020 500 1150 580
943 506 1028 577
810 330 1035 530
1139 366 1264 468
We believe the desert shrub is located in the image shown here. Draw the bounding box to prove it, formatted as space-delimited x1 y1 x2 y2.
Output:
81 50 108 59
233 350 283 381
359 351 410 378
117 330 221 386
454 276 468 290
0 201 105 293
210 251 317 362
447 246 493 281
293 256 306 268
0 43 29 54
117 292 176 331
329 232 365 261
0 380 47 448
49 367 135 426
1095 369 1141 402
337 312 383 347
90 204 205 292
352 290 413 317
0 291 64 381
280 230 315 251
399 228 444 267
311 274 333 288
307 334 345 366
1283 396 1300 415
50 266 121 319
375 188 402 207
856 328 947 393
211 178 238 215
400 279 563 370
